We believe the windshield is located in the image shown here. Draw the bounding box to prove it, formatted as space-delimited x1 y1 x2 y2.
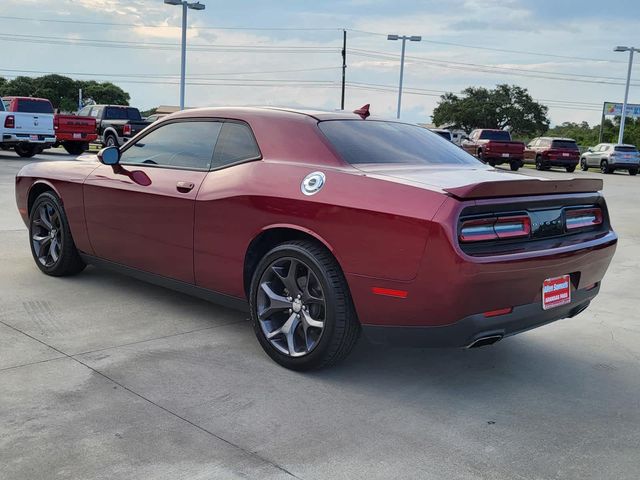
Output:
15 99 54 114
551 140 578 150
478 130 511 141
615 146 638 152
318 120 480 166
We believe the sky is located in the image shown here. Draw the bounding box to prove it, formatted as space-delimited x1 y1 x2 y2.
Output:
0 0 638 127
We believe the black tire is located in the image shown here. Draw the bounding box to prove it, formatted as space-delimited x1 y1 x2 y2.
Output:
477 149 485 163
580 158 589 171
629 168 638 176
104 134 119 148
62 142 88 155
29 191 85 277
566 165 576 173
600 160 611 174
535 156 543 170
509 161 520 171
249 240 360 370
15 144 37 158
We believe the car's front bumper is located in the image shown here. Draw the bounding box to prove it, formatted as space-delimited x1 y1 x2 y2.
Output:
362 283 599 348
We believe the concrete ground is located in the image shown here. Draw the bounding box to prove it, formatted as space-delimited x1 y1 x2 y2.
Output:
1 148 639 480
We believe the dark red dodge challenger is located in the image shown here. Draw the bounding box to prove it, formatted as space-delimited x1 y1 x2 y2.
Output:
15 107 617 370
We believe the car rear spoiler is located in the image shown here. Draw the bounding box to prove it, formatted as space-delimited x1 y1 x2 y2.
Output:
444 177 603 199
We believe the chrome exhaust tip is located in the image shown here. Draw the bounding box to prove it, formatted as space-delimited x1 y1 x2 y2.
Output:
466 334 503 349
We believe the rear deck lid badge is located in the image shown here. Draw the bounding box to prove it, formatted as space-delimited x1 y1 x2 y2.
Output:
301 171 325 195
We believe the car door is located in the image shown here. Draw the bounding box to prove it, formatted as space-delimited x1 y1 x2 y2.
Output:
462 130 477 155
524 138 538 162
587 144 601 167
84 119 223 283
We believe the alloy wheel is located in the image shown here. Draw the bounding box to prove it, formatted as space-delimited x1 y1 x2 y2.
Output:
256 257 326 357
31 201 63 268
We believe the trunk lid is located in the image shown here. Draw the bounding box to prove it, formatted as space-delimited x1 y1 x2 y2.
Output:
12 112 54 135
486 141 524 154
55 115 96 135
355 164 602 199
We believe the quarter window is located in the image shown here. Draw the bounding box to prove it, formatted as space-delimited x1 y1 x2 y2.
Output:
212 122 261 168
120 121 222 170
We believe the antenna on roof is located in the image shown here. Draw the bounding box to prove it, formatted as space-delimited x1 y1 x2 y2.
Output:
353 104 370 119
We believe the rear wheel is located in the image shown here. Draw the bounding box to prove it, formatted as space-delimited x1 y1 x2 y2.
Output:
15 144 37 158
249 240 360 370
629 168 638 176
535 156 543 170
600 160 611 174
62 142 88 155
104 134 118 148
477 149 485 163
29 192 85 276
580 158 589 171
566 165 576 173
509 161 520 171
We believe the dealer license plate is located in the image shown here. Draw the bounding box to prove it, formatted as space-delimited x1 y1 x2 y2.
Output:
73 133 82 139
542 275 571 310
29 134 38 141
562 153 570 157
501 153 510 158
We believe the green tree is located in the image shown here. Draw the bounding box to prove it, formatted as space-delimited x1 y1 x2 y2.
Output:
432 84 550 137
0 75 130 112
79 80 130 106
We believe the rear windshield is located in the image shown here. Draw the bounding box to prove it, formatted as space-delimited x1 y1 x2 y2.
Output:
15 99 54 114
615 146 638 152
551 140 578 150
478 130 511 141
318 120 479 166
104 106 142 121
0 99 5 112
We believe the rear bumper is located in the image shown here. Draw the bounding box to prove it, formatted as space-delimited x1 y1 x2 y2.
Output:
542 158 579 166
610 162 639 170
362 284 598 348
56 133 98 143
485 153 524 164
2 133 56 145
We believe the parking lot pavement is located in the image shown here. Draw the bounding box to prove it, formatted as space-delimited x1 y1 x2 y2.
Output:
1 152 639 479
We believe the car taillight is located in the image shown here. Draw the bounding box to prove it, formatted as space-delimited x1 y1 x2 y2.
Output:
4 115 15 129
565 207 603 230
54 116 59 130
123 124 132 136
459 215 531 242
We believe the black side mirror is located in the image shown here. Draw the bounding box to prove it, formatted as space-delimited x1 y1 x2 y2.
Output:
98 146 120 165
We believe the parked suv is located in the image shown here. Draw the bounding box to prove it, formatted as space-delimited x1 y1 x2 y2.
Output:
525 137 580 172
429 128 453 142
580 143 640 175
461 129 525 171
78 104 151 147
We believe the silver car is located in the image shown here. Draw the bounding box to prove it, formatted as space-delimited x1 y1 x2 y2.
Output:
580 143 640 175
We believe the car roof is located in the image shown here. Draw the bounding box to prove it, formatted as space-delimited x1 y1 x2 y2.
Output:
169 106 406 123
600 143 636 147
538 137 576 142
2 96 51 102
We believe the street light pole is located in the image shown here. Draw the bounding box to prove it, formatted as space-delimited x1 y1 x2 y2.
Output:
387 34 421 119
165 0 206 110
614 46 638 144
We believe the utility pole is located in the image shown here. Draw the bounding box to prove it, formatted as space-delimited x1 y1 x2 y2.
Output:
614 46 638 144
164 0 206 110
341 29 347 110
78 88 83 111
387 34 421 119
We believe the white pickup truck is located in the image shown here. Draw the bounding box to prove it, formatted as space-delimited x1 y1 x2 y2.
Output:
1 97 56 158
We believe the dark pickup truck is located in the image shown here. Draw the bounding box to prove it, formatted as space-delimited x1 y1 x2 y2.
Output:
77 104 151 147
461 129 525 171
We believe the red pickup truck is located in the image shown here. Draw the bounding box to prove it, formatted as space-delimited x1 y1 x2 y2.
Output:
4 97 97 155
461 129 525 171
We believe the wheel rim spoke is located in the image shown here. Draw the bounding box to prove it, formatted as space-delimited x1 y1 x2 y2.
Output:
257 256 326 358
31 201 62 268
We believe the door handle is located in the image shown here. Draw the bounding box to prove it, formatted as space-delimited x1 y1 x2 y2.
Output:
176 181 195 193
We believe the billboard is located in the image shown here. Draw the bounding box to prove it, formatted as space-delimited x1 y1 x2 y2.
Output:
604 102 640 119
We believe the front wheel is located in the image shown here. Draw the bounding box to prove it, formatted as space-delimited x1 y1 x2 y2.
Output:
249 240 360 370
601 160 611 174
29 192 85 276
580 158 589 171
15 144 37 158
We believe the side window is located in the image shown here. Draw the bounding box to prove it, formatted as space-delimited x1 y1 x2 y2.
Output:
212 122 261 169
78 106 91 116
119 121 223 170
